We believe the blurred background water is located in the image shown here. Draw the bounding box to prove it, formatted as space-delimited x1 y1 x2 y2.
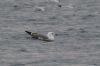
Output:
0 0 100 66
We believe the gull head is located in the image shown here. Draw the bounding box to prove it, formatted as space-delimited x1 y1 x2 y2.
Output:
47 32 55 41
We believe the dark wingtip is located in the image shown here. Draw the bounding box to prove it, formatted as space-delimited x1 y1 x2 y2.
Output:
25 31 32 35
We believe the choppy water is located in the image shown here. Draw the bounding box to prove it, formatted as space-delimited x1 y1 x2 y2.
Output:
0 0 100 66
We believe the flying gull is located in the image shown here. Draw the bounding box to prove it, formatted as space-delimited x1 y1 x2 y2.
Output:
25 31 55 41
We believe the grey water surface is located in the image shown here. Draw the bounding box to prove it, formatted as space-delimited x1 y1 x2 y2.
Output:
0 0 100 66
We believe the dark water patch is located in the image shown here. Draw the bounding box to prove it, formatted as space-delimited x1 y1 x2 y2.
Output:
66 27 88 33
77 32 100 38
23 58 80 65
26 18 44 22
81 14 96 20
12 4 22 11
0 1 14 8
93 44 100 49
25 37 33 40
10 63 25 66
11 34 27 40
67 27 77 31
75 32 100 41
17 48 29 52
12 1 34 10
91 64 98 66
48 16 58 20
70 45 83 51
63 15 72 20
32 22 59 25
0 40 13 47
60 26 100 42
55 33 69 37
27 60 48 64
78 28 87 33
0 33 30 44
95 25 100 28
63 14 77 20
51 59 80 64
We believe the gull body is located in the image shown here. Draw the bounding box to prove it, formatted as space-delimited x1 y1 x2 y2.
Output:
25 31 55 41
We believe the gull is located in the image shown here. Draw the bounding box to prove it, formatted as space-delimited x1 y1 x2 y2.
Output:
25 31 55 41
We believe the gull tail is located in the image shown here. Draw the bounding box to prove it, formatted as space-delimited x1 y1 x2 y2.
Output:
25 31 32 35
